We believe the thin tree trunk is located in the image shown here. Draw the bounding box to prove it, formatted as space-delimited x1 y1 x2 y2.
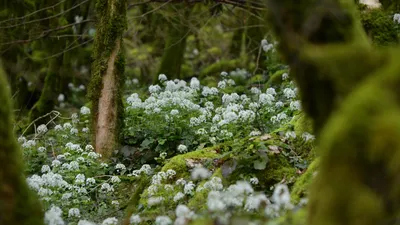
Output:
0 61 44 225
89 0 127 159
157 5 192 80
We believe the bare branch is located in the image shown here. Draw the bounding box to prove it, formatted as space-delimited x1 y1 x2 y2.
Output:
0 0 67 25
0 0 90 29
0 20 95 46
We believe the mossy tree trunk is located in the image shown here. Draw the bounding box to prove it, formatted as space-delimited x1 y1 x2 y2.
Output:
156 5 192 80
265 0 400 224
88 0 127 159
265 0 373 135
0 62 44 225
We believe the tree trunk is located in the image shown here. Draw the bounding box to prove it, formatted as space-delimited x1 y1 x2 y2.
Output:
157 5 192 80
0 61 44 225
89 0 127 159
265 0 400 224
29 56 62 124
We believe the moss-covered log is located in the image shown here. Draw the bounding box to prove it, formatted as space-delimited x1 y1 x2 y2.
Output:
0 62 44 225
88 0 127 159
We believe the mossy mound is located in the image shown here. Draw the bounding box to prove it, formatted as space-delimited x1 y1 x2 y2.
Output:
124 134 315 223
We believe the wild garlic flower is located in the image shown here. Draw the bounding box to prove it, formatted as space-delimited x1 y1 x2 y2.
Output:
191 167 211 180
130 214 141 224
37 124 48 134
80 106 91 115
45 206 64 225
102 217 118 225
155 216 172 225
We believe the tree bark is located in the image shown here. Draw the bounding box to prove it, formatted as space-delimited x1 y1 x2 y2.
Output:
89 0 127 159
264 0 400 224
0 61 44 225
156 5 192 80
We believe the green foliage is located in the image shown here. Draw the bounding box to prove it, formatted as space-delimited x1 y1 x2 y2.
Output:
361 8 399 45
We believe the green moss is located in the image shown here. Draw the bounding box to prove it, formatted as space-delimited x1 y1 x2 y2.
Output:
291 159 319 204
265 0 372 134
269 208 307 225
199 59 243 78
308 49 400 225
266 70 285 87
123 176 151 225
161 147 219 178
0 63 44 224
88 0 127 158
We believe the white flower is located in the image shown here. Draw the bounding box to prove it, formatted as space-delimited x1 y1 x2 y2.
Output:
37 124 48 134
220 71 228 77
101 163 108 168
78 220 96 225
86 178 96 185
249 130 261 137
283 88 296 99
290 100 301 111
68 208 80 218
282 73 289 80
22 140 36 148
250 177 259 185
116 163 126 171
38 146 46 153
111 200 119 206
63 122 72 129
218 80 226 89
41 165 51 173
177 144 188 153
266 87 277 96
80 106 91 115
158 74 167 81
149 85 162 94
85 145 94 151
75 174 86 184
130 214 141 224
190 77 200 90
245 194 269 211
170 109 179 116
259 93 275 105
62 193 72 200
251 87 261 95
272 184 292 209
58 94 65 102
102 217 118 225
191 167 211 180
175 204 194 219
52 160 61 167
285 131 296 139
207 191 226 211
111 176 121 183
155 216 172 225
45 206 64 225
82 127 89 133
69 127 78 135
18 136 26 143
101 183 114 192
184 181 196 195
302 132 315 142
54 125 63 131
148 197 164 206
173 192 185 202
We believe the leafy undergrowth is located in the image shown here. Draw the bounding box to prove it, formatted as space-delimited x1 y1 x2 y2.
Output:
20 69 316 225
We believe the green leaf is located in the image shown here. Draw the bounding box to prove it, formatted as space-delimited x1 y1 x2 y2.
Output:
254 159 268 170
